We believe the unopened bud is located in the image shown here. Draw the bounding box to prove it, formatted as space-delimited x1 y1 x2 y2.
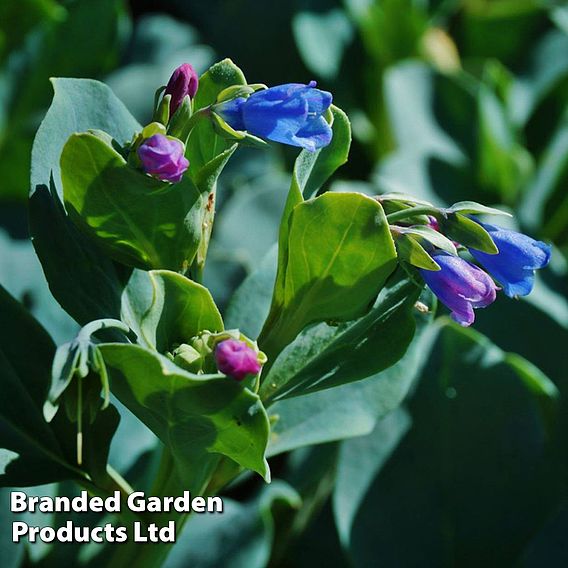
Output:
165 63 198 116
215 339 262 381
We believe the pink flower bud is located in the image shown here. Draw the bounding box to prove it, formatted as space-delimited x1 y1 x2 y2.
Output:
165 63 199 115
137 134 189 183
215 339 261 381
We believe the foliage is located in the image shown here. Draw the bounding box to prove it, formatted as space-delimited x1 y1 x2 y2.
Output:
0 1 566 567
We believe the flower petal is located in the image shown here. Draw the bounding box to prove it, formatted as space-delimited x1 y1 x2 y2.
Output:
293 115 333 151
420 252 497 326
468 220 552 297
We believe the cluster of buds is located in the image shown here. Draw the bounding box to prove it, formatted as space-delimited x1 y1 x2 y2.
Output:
129 64 199 184
169 330 267 383
130 61 338 185
382 195 551 326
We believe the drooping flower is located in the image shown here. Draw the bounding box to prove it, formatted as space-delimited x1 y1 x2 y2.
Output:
420 252 498 326
216 81 333 151
137 134 189 183
215 339 261 381
468 220 551 297
165 63 199 115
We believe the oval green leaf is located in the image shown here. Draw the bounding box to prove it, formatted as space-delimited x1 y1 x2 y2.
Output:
100 344 270 488
61 132 204 271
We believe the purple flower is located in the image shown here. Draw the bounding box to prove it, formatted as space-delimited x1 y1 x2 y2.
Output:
216 81 333 152
468 220 551 297
420 252 498 327
165 63 199 115
215 339 261 381
137 134 189 183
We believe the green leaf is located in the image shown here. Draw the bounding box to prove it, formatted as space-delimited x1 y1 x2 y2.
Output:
333 407 412 549
30 181 125 326
216 84 258 103
108 399 158 477
373 63 468 205
31 78 141 200
259 191 397 361
510 30 568 127
210 112 268 149
260 270 425 402
187 58 247 176
225 246 279 339
440 212 498 254
346 320 562 567
225 244 435 454
395 233 441 271
518 106 568 236
379 193 435 207
100 344 270 489
0 228 78 344
191 144 238 270
1 0 125 200
0 285 67 485
302 105 352 198
0 489 25 567
399 225 457 255
445 200 511 217
503 353 559 433
165 481 300 568
266 295 436 456
61 132 204 271
30 77 142 324
45 318 130 418
121 269 223 351
0 285 118 487
292 10 354 81
0 0 63 60
265 105 352 339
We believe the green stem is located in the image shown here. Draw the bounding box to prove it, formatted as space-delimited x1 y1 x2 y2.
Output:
77 375 83 465
107 464 135 497
178 107 211 144
106 447 232 568
75 468 152 526
386 206 443 224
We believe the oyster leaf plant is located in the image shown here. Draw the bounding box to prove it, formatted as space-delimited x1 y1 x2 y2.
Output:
0 58 552 566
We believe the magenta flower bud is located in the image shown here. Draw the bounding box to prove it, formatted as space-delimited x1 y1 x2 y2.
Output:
215 339 261 381
165 63 199 115
137 134 189 183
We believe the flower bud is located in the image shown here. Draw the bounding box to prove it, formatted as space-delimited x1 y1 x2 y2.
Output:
165 63 199 116
215 339 262 381
137 134 189 183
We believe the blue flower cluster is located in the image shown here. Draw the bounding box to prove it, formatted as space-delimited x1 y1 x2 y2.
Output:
419 219 551 326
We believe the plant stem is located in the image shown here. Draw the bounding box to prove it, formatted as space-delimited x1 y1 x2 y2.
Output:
105 446 233 568
107 464 135 497
178 107 211 143
386 205 442 224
